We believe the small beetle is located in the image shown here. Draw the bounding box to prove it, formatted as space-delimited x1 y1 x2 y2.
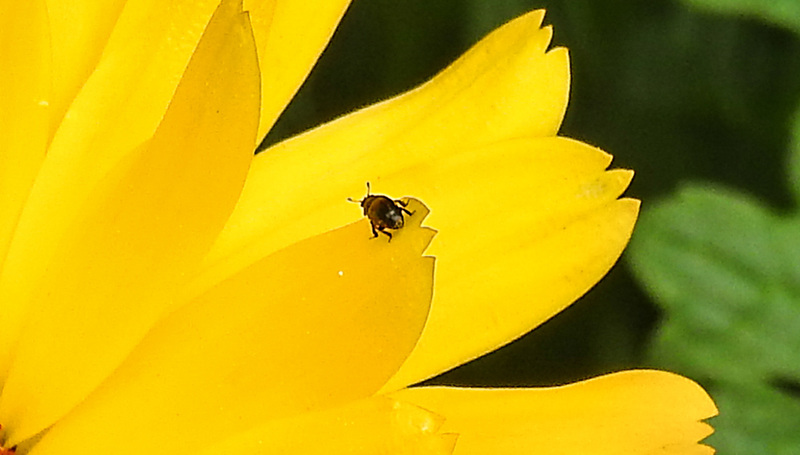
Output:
348 182 413 241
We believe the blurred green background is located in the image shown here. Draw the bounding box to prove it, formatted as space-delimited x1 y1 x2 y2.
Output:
263 0 800 452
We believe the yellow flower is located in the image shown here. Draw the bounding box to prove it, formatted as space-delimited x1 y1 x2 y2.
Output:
0 0 717 454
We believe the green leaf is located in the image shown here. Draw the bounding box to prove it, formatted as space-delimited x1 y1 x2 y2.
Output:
681 0 800 35
709 382 800 455
789 107 800 204
628 183 800 453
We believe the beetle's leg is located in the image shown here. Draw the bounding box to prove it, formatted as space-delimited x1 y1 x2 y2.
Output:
394 199 414 216
377 226 393 242
370 223 379 239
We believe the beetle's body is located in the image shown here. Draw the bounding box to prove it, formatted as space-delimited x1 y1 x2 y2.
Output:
349 183 412 241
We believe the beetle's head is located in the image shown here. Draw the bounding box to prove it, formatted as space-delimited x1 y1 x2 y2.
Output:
386 208 405 229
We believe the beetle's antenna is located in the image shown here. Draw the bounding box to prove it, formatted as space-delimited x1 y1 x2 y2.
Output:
348 181 371 204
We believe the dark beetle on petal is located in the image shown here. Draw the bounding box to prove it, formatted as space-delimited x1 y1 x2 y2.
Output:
348 182 413 241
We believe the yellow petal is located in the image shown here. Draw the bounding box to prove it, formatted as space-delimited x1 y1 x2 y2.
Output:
383 138 639 390
245 0 352 139
198 8 569 299
0 0 50 267
0 0 235 375
45 0 127 136
0 0 260 443
44 0 223 188
391 370 718 455
198 397 456 455
29 205 434 455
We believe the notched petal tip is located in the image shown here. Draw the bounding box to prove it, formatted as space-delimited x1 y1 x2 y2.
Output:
578 168 634 203
391 370 718 455
400 197 431 229
515 8 546 32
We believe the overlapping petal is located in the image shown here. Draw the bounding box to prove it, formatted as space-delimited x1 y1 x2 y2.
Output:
0 0 260 444
392 370 718 455
28 202 434 455
0 0 224 378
